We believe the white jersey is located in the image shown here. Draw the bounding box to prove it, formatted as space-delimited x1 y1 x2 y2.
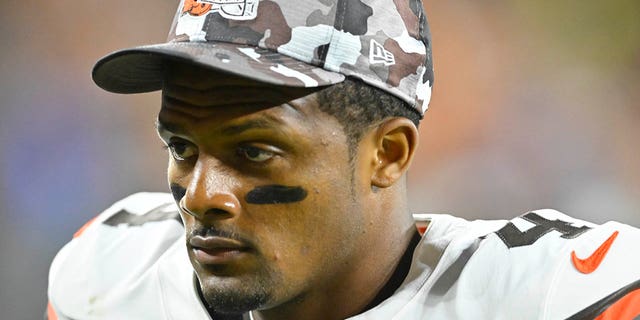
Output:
48 192 640 319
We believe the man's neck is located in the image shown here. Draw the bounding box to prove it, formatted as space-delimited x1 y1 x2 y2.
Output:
359 230 421 312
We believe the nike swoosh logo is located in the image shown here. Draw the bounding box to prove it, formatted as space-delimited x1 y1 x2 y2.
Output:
571 231 619 274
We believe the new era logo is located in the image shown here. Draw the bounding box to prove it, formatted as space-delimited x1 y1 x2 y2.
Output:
369 39 395 66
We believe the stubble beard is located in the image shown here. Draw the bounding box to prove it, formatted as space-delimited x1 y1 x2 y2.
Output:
198 267 280 314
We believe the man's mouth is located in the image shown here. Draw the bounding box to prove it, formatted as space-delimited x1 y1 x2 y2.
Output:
189 235 251 265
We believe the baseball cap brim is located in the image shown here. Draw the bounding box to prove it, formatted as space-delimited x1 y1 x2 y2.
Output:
92 41 346 94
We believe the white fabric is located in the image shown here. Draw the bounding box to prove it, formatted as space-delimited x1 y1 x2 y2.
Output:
48 193 640 319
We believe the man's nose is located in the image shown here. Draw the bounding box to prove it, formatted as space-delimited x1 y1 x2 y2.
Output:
180 158 241 220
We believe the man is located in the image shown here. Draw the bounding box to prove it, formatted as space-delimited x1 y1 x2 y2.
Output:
47 0 640 319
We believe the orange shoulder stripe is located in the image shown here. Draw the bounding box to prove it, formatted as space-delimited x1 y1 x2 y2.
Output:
595 288 640 320
47 301 58 320
73 215 98 238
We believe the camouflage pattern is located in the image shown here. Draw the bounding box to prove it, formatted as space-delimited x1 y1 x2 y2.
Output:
93 0 434 113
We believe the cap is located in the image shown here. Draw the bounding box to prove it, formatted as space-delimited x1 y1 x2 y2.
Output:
92 0 434 114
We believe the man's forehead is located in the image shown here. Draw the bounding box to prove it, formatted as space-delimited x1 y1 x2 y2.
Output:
156 90 333 139
157 62 339 134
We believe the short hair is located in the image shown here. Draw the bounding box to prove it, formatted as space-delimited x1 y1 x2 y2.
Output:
316 78 422 159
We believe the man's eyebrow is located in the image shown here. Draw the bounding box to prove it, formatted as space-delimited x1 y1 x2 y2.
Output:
220 116 286 136
155 115 288 137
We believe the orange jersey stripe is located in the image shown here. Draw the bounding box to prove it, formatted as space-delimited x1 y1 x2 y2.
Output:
595 288 640 320
73 216 98 238
47 301 58 320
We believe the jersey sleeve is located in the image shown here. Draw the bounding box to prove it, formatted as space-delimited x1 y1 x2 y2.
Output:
46 192 182 320
467 209 640 320
542 218 640 320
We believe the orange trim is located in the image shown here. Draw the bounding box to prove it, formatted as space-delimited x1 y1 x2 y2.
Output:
571 231 619 274
182 0 212 16
415 221 429 236
73 216 98 238
595 288 640 320
47 301 58 320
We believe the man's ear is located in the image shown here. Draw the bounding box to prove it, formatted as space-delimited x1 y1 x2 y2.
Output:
370 118 419 188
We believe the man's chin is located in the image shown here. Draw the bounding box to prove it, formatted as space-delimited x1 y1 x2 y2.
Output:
198 275 272 314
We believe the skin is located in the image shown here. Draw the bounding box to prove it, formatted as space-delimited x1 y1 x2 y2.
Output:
156 62 420 320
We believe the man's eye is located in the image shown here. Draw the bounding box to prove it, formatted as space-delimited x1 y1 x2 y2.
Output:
167 140 197 161
237 146 275 163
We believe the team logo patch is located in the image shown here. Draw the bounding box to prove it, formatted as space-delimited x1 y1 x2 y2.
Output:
183 0 212 16
369 39 395 66
183 0 259 20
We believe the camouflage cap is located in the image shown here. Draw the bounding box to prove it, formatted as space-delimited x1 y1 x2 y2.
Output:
92 0 434 113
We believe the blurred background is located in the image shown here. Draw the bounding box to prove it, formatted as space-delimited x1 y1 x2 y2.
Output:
0 0 638 318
